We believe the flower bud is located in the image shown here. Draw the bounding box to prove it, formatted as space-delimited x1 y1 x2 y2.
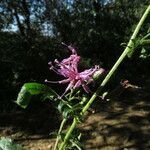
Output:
93 68 105 81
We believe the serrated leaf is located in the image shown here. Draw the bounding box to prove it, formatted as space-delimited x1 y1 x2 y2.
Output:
16 83 58 108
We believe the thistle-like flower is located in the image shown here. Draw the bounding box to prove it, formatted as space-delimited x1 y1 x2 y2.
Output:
45 44 104 97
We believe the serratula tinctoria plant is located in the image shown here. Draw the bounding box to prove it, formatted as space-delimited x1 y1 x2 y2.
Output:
58 5 150 150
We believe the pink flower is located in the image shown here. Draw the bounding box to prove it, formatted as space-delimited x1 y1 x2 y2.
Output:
45 44 104 97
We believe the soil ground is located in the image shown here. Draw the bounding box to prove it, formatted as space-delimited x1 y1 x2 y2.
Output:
0 78 150 150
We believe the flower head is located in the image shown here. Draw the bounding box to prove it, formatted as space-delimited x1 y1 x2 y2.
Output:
45 44 104 97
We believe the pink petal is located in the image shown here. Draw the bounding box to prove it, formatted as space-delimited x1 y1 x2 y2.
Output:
68 45 76 54
58 78 71 84
45 79 59 83
82 84 91 93
61 42 77 54
65 80 75 92
74 80 81 89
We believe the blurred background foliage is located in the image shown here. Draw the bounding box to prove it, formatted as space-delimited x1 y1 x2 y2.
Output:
0 0 150 112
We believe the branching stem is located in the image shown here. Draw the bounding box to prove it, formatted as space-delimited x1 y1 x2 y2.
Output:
58 5 150 150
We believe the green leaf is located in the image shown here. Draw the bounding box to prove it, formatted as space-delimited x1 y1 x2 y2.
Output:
62 108 71 118
0 137 23 150
139 47 150 59
147 27 150 33
69 138 83 150
23 83 55 95
16 83 58 108
127 48 135 58
15 86 32 109
58 101 65 112
127 40 136 58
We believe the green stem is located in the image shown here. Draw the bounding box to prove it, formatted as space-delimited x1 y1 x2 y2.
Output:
82 4 150 115
58 5 150 150
140 39 150 45
58 117 78 150
141 32 150 41
53 118 67 150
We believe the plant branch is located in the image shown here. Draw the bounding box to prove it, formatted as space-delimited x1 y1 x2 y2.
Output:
53 118 67 150
82 4 150 115
58 117 78 150
58 5 150 150
141 32 150 41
